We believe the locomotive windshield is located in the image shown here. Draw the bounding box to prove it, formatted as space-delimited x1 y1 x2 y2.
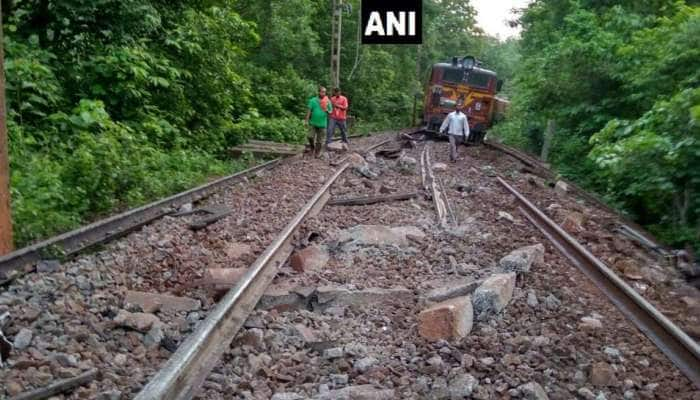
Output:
465 72 491 89
442 68 464 83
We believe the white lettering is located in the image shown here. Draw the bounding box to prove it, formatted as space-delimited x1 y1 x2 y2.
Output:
386 12 405 36
364 12 385 36
408 12 416 36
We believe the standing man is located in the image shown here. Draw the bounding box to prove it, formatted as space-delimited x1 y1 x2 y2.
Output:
326 88 349 147
305 86 332 157
439 103 470 162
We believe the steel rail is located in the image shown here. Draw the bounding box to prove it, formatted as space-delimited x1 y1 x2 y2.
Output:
0 158 283 279
485 139 670 256
497 177 700 388
134 163 350 400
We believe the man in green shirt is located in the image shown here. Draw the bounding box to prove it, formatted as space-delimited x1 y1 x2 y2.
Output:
304 86 332 157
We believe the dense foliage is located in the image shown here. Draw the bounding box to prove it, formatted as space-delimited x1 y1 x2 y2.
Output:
5 0 507 245
492 1 700 251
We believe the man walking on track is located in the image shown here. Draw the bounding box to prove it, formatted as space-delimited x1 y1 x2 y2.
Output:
326 88 349 148
304 86 332 157
439 102 470 162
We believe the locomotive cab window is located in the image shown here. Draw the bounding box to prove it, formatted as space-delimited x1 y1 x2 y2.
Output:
465 72 491 89
442 68 464 84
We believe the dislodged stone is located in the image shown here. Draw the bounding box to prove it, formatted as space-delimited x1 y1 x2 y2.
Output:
36 260 61 273
224 242 253 259
527 290 539 307
327 141 349 153
448 373 479 398
314 384 395 400
472 273 516 318
199 268 248 297
544 294 561 310
257 284 307 311
354 356 378 373
13 328 33 350
519 382 549 400
334 225 425 249
499 244 545 274
144 324 164 348
290 245 329 273
418 296 473 341
420 279 480 305
114 310 162 333
590 362 617 387
561 212 585 233
498 211 514 223
555 181 569 195
579 317 603 330
315 286 413 309
124 291 201 314
323 347 344 359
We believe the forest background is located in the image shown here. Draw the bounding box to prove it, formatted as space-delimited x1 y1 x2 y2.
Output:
3 0 699 254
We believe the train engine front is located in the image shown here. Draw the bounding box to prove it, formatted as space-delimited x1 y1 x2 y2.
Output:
422 56 501 142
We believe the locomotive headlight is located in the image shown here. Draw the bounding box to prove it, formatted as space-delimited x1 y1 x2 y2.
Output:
462 56 476 71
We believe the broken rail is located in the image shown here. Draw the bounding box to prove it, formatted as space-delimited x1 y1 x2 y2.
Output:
134 163 350 400
497 176 700 389
0 158 283 280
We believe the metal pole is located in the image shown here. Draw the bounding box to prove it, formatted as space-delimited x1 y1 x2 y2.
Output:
541 119 555 162
330 0 342 89
0 3 14 255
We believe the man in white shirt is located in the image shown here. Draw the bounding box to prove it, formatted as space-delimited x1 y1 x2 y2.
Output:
439 103 470 162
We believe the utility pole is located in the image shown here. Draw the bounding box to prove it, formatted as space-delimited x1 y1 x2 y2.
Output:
0 3 13 255
330 0 343 89
541 119 555 163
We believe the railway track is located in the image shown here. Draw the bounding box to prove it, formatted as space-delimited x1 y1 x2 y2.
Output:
497 177 700 388
1 131 698 399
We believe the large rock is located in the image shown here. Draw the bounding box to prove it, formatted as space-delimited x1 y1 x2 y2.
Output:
114 310 162 332
314 385 395 400
13 328 33 350
590 362 617 387
334 225 425 249
124 291 201 314
499 244 545 274
418 296 473 341
472 273 516 318
420 279 480 305
519 382 549 400
290 245 329 273
448 373 479 398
